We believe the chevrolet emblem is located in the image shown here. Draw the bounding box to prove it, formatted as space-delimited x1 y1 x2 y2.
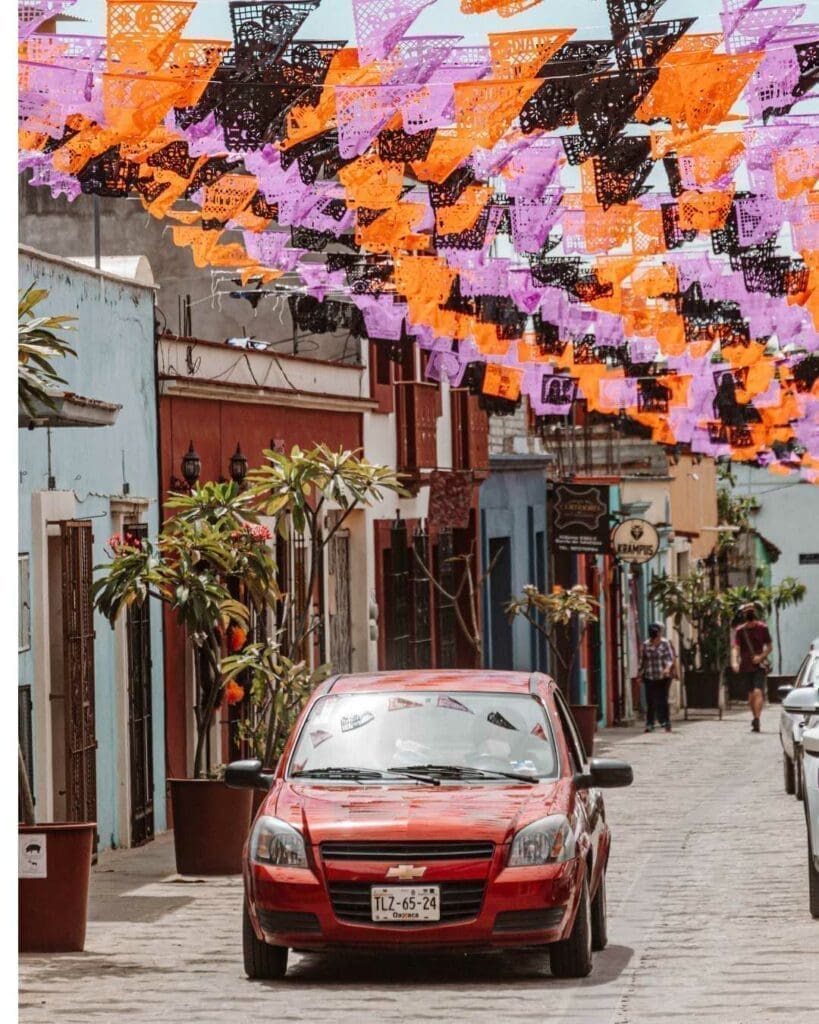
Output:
386 864 426 880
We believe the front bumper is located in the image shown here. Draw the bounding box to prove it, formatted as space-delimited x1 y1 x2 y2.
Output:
247 856 585 951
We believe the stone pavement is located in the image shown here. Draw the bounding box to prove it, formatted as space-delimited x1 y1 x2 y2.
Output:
19 710 817 1024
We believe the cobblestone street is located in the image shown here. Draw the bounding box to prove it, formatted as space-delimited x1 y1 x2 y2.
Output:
19 710 816 1024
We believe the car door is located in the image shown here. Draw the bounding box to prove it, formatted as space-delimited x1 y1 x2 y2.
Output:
551 688 605 881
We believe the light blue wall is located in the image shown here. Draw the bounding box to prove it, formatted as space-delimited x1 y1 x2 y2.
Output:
480 464 548 672
732 466 819 675
18 249 165 849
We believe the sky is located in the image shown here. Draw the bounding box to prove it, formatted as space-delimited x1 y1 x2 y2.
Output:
66 0 737 44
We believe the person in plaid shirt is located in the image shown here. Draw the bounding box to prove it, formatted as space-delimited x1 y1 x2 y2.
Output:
637 622 677 733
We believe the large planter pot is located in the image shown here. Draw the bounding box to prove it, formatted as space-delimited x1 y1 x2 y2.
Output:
683 670 722 719
766 674 795 704
169 779 253 876
570 704 598 756
19 822 95 953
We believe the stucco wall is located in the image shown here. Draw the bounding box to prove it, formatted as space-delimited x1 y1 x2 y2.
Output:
18 248 166 848
480 463 549 672
732 466 819 674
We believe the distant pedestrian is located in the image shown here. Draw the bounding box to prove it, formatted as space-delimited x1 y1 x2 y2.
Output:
732 603 772 733
638 622 677 733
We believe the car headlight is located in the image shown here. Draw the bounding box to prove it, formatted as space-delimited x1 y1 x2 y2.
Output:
250 816 309 868
508 814 577 866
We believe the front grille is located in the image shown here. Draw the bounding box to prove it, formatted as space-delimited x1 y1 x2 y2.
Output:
328 881 486 925
321 841 495 862
493 907 565 933
257 909 322 934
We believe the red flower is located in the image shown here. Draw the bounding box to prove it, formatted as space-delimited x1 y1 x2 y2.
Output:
224 681 245 706
228 626 247 652
248 524 272 542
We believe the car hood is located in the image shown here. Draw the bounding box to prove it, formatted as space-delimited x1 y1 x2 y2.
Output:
270 779 565 846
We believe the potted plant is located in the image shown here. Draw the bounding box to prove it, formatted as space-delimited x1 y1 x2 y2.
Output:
93 482 277 875
506 584 600 753
18 286 94 952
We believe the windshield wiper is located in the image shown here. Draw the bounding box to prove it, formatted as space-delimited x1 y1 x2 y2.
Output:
291 767 385 782
291 766 439 786
392 764 539 785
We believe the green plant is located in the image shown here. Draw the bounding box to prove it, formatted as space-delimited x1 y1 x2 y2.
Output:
221 635 330 766
93 482 277 777
770 578 807 673
18 284 76 415
506 584 599 689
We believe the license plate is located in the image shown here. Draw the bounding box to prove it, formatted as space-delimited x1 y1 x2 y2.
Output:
371 885 440 922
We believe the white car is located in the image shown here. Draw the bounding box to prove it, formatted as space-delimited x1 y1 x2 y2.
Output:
779 638 819 800
797 715 819 918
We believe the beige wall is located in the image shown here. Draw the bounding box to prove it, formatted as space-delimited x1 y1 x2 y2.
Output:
668 455 719 562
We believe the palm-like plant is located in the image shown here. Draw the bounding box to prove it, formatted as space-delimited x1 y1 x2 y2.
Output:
770 578 807 673
18 284 76 416
93 483 278 777
506 584 599 689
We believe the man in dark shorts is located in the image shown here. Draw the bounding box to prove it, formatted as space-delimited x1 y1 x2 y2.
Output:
733 603 773 733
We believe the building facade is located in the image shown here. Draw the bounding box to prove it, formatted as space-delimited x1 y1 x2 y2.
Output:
18 247 165 851
157 331 489 778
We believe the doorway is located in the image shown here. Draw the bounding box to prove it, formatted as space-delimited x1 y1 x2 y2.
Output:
125 523 154 846
487 536 513 669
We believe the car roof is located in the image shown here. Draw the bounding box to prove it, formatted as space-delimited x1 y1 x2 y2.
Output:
327 670 548 695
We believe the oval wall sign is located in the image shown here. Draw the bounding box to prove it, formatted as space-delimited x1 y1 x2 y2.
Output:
611 518 660 564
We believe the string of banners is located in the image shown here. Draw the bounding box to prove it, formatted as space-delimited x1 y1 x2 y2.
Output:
18 0 819 480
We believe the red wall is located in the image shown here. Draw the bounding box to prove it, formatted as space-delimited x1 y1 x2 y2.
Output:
160 395 363 790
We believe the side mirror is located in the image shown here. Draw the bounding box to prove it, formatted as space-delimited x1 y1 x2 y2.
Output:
777 684 794 699
589 757 633 789
782 688 819 715
224 759 274 791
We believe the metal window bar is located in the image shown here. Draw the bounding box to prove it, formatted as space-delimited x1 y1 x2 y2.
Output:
18 684 34 820
436 530 457 668
411 526 433 669
387 518 411 669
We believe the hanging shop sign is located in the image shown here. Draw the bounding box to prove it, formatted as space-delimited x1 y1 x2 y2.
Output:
611 518 660 564
551 484 610 555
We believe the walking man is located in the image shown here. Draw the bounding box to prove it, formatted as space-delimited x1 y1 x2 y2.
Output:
638 622 677 733
732 602 773 733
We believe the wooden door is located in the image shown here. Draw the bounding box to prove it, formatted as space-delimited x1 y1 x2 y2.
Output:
328 526 353 673
126 523 154 846
60 520 97 829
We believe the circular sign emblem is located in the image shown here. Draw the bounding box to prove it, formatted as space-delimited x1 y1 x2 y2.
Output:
611 518 660 564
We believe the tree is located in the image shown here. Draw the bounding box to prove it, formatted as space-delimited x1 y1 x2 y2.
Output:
411 541 503 661
93 482 277 777
505 584 599 689
18 284 76 416
245 444 405 767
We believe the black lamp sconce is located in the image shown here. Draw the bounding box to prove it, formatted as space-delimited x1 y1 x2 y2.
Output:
170 440 201 492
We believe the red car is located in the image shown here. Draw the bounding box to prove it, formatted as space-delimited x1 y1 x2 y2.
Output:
227 670 633 980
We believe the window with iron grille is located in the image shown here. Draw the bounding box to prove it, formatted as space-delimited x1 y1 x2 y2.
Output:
18 684 34 817
19 553 31 653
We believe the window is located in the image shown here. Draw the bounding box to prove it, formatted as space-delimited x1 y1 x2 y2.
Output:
18 554 31 653
553 687 587 771
288 692 558 780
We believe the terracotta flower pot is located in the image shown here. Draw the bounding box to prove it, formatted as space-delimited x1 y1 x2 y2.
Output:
168 778 253 875
569 704 598 757
19 822 95 953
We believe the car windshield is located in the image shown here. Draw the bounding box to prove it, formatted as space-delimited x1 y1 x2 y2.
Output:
288 691 558 781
